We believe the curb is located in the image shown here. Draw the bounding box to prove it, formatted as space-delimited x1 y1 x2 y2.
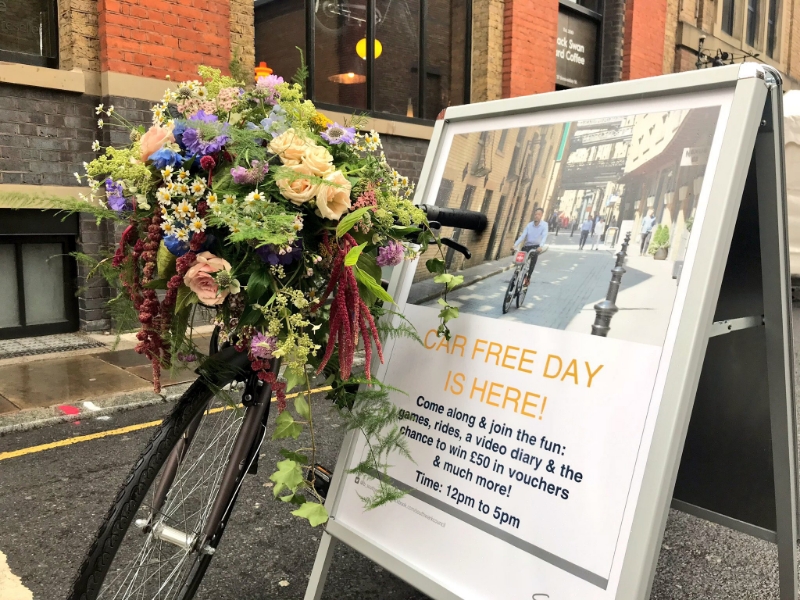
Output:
409 263 516 305
0 383 192 436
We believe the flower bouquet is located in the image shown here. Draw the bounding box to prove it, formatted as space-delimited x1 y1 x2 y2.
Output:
47 66 460 525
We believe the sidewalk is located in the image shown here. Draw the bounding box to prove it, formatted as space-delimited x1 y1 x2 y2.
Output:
407 255 516 305
0 327 215 433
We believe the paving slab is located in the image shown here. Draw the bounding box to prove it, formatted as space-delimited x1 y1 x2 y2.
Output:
0 397 17 414
0 355 150 410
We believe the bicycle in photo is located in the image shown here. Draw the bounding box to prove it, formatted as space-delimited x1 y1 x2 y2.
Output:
67 207 486 600
502 245 544 314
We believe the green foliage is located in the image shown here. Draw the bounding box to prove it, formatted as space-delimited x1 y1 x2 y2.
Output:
648 224 670 254
224 126 268 166
272 410 303 440
354 266 394 305
291 501 328 526
336 207 370 237
0 194 126 225
344 242 367 266
270 458 305 498
291 47 310 96
199 65 243 98
228 49 249 87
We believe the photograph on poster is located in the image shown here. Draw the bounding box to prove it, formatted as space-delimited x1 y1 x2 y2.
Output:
331 89 735 600
410 105 721 347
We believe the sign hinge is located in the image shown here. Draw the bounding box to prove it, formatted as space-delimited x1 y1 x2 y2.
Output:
709 315 764 337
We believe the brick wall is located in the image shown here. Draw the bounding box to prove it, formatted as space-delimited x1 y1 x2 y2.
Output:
622 0 667 80
230 0 255 78
662 0 678 74
0 84 96 186
600 0 625 83
58 0 101 71
382 134 430 185
472 0 504 102
502 0 558 97
97 0 231 81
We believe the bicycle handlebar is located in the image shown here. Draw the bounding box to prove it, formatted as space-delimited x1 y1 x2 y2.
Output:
422 205 488 233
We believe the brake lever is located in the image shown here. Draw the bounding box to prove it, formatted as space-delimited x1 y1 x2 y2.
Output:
440 237 471 260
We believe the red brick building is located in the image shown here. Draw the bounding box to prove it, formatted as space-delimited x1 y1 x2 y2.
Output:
0 0 711 338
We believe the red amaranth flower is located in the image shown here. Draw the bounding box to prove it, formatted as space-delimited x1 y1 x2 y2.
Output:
200 155 216 171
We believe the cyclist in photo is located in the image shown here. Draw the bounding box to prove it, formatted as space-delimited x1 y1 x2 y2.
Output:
514 207 548 286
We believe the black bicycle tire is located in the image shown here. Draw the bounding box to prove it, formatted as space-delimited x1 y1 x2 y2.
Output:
516 258 532 308
502 270 517 314
68 355 250 600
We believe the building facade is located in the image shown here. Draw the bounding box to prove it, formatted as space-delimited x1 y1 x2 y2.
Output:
0 0 786 339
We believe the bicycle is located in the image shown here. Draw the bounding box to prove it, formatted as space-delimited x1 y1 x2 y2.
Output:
67 206 487 600
502 245 544 314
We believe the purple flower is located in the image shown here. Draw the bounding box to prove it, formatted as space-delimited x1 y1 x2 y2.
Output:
321 122 356 145
230 160 269 185
250 332 277 359
105 178 127 212
188 110 218 123
255 74 284 103
182 127 229 157
376 241 405 267
256 240 303 266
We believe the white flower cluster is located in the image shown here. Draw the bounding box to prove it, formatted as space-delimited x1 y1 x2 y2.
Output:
152 81 212 125
157 167 212 241
390 168 415 200
354 130 381 153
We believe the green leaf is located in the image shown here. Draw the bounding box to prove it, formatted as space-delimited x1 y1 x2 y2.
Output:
433 273 453 285
279 449 309 464
426 258 446 275
269 459 304 498
239 305 261 326
272 410 303 440
247 268 270 303
344 242 367 267
294 393 311 420
353 266 394 305
175 284 198 313
291 501 329 527
336 207 369 238
392 225 421 237
143 278 168 290
157 241 177 280
280 493 307 505
283 367 305 394
450 275 464 288
434 273 464 291
439 303 459 324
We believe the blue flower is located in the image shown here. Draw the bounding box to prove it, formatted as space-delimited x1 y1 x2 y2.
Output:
148 148 184 169
260 105 288 138
164 235 190 257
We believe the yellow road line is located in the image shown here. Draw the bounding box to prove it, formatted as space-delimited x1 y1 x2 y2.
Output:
0 386 331 462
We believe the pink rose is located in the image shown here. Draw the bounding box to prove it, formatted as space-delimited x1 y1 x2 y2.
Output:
140 123 175 162
183 252 233 306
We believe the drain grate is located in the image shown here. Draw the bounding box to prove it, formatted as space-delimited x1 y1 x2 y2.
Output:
0 333 106 360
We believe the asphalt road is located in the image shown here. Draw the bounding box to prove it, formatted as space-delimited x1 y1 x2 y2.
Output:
0 387 796 599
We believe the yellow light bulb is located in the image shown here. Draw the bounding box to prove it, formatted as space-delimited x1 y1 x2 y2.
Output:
356 38 383 60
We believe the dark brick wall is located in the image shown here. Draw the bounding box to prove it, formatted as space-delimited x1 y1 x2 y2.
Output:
600 0 625 83
381 134 430 185
76 214 115 331
99 95 153 147
0 84 97 186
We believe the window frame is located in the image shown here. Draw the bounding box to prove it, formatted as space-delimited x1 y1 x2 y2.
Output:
0 0 59 69
715 0 782 61
303 0 473 123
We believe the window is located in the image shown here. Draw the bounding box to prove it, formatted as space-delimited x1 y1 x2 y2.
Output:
0 0 58 68
255 0 472 121
496 129 508 153
767 0 778 57
722 0 736 35
746 0 760 46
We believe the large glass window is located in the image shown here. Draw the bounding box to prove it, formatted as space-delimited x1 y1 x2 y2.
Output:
722 0 736 35
766 0 778 57
0 0 58 68
746 0 760 46
255 0 471 121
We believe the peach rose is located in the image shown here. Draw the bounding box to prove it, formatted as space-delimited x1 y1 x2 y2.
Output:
184 252 233 306
276 163 320 205
316 170 352 221
302 144 334 177
139 123 175 162
268 128 309 165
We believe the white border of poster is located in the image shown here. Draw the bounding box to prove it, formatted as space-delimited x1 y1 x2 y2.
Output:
308 65 774 600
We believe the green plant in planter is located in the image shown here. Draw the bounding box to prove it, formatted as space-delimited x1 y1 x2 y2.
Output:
648 224 670 257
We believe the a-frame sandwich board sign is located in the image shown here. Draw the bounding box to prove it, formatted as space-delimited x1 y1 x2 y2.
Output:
305 64 798 600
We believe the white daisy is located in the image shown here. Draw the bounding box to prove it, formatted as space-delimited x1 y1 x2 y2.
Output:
106 105 115 116
97 119 104 128
178 183 190 195
190 179 206 196
175 200 192 219
206 192 219 207
156 188 172 205
161 166 175 180
175 227 189 241
92 140 101 152
177 169 190 181
161 221 176 235
189 217 206 233
223 194 236 206
95 104 104 115
74 172 82 184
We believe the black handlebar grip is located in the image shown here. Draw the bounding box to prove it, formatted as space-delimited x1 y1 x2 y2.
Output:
422 205 488 233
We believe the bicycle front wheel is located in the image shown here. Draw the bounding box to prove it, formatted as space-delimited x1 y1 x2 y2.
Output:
503 270 518 314
516 259 532 308
69 349 252 600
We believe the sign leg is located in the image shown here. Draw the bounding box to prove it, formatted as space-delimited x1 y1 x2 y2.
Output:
755 83 799 600
304 531 338 600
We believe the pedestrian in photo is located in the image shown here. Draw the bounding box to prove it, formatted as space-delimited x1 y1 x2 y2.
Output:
639 209 656 255
591 216 606 250
514 207 548 286
579 215 593 250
